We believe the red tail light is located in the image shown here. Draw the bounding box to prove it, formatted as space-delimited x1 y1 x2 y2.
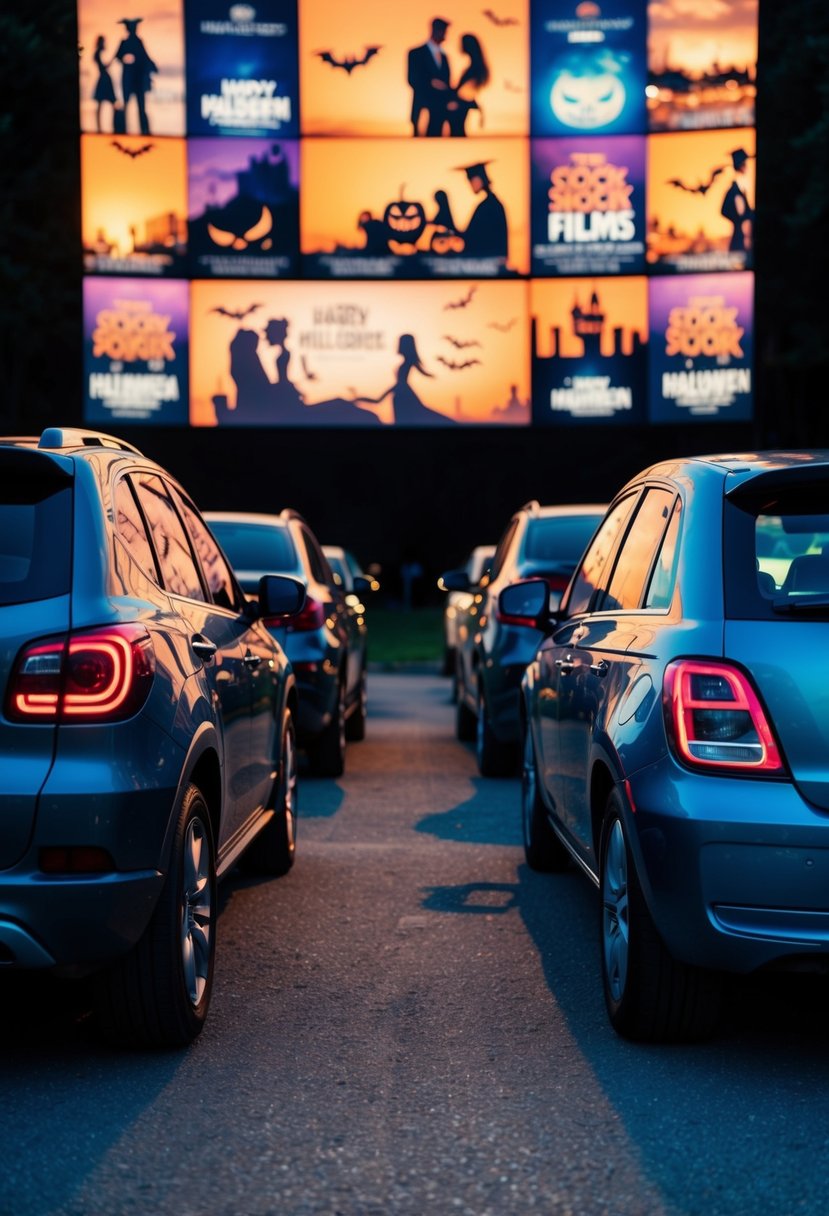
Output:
663 660 784 774
283 596 327 633
7 625 155 724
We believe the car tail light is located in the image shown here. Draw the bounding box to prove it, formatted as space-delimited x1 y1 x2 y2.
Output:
663 660 784 774
7 625 155 724
282 596 327 633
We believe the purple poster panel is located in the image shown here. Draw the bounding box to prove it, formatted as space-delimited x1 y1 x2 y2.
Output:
648 273 753 422
84 278 189 426
531 136 646 276
188 138 299 278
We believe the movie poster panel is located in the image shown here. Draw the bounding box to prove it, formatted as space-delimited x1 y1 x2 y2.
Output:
81 135 187 276
83 278 189 426
185 1 299 138
299 0 528 137
301 139 528 279
531 136 645 276
530 1 647 138
648 273 753 423
647 0 757 132
188 139 299 278
190 280 530 427
647 129 755 275
78 0 185 137
531 277 647 425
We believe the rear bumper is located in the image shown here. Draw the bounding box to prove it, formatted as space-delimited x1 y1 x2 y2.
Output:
627 756 829 973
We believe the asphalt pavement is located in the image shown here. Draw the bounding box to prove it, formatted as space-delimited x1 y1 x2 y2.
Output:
1 674 829 1216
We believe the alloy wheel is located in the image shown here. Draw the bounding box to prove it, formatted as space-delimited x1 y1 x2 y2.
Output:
602 818 630 1005
180 816 213 1007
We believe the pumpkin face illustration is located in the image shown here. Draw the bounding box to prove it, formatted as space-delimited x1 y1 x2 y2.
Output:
430 228 465 255
206 196 275 251
383 198 426 245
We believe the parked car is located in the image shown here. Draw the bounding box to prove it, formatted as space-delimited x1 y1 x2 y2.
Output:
0 428 305 1047
514 451 829 1043
441 502 605 776
323 546 380 600
206 512 372 770
440 544 495 685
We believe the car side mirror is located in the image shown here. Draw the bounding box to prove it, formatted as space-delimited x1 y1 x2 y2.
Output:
498 578 558 629
258 574 306 618
439 568 470 592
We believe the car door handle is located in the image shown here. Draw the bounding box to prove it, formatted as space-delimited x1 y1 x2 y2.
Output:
243 651 262 670
555 655 575 674
191 635 217 663
590 660 609 677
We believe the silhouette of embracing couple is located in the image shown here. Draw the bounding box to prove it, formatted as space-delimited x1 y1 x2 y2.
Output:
407 17 489 137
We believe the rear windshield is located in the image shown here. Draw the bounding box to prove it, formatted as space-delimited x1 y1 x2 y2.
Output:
523 515 600 565
0 483 72 605
208 521 298 576
726 487 829 619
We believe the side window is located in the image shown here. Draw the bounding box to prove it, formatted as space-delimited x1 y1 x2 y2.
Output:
489 519 519 581
645 499 682 609
601 488 676 611
113 477 159 583
564 494 638 617
169 485 239 612
132 473 206 602
301 527 334 587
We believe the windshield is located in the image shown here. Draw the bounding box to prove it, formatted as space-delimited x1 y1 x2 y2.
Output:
208 521 299 576
523 515 601 566
726 489 829 619
0 483 72 606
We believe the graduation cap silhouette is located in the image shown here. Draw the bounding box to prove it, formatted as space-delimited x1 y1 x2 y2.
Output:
455 160 495 185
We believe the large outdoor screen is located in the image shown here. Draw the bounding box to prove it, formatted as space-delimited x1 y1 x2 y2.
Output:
77 0 758 428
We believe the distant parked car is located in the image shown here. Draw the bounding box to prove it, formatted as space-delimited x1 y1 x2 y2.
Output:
323 546 380 599
441 502 604 776
440 545 495 686
516 451 829 1042
206 512 372 771
0 428 305 1047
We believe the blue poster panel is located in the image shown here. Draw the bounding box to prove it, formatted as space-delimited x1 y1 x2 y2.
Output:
531 277 647 425
531 135 646 276
299 0 528 138
647 0 757 133
301 139 528 279
647 128 755 275
185 1 299 138
82 135 188 277
648 273 754 422
190 280 530 427
530 0 647 137
84 278 190 425
78 0 186 137
188 138 299 277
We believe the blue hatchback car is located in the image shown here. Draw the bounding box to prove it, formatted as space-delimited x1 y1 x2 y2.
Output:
0 429 305 1047
512 452 829 1042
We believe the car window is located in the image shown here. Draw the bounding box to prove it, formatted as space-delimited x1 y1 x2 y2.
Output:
726 488 829 618
644 498 682 609
0 481 72 606
489 519 519 580
523 516 601 566
209 520 298 575
301 527 334 587
132 472 206 602
170 487 239 612
564 493 638 617
114 476 159 583
600 488 676 611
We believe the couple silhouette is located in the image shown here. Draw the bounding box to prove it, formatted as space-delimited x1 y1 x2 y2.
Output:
407 18 489 137
91 18 157 135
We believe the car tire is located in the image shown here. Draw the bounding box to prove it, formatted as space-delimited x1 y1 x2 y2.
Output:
309 678 346 777
345 665 367 742
476 685 516 777
521 722 569 872
93 783 216 1048
455 681 477 742
241 709 298 876
600 789 721 1043
442 645 455 678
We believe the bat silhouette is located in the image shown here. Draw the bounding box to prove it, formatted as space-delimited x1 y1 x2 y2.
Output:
437 356 481 371
210 304 263 321
111 140 154 158
443 335 482 349
316 47 381 74
488 318 517 332
444 286 478 311
301 356 318 381
482 9 519 25
667 167 725 196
